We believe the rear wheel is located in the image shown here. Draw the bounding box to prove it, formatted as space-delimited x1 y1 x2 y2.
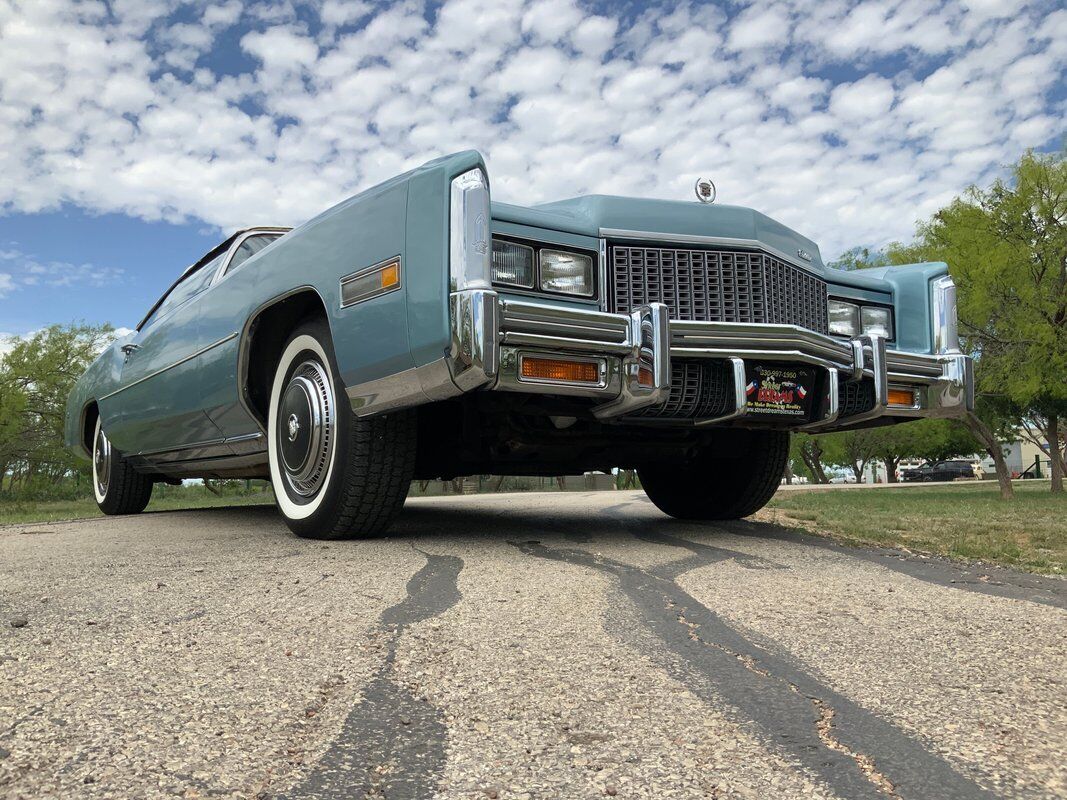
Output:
267 319 416 539
92 417 153 515
638 430 788 520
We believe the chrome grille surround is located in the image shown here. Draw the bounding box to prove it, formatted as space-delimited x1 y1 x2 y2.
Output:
609 245 829 335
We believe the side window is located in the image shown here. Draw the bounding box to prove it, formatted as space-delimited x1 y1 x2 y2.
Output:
142 253 224 329
225 234 280 276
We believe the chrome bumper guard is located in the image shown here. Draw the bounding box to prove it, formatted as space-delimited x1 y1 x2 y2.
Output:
349 289 973 429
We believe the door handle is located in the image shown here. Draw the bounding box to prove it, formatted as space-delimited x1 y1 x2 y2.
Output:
121 343 141 361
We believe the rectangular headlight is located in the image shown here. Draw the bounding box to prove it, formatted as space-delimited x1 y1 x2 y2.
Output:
540 249 593 296
491 240 534 288
861 306 892 338
828 300 860 336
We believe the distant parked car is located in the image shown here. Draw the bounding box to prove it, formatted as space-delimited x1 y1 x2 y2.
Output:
901 460 981 482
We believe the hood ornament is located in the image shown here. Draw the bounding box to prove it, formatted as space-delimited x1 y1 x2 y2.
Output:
694 177 716 204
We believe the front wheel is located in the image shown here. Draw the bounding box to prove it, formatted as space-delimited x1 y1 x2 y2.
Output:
267 319 416 539
92 417 153 515
638 430 789 520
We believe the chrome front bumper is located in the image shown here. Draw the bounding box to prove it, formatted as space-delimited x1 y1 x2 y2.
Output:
349 289 973 429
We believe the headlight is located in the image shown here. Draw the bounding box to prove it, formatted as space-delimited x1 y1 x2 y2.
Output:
860 307 892 338
829 299 894 338
540 249 594 296
491 240 534 288
828 300 860 336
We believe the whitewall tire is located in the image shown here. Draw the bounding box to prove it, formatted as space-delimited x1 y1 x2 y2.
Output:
91 416 153 515
267 319 417 539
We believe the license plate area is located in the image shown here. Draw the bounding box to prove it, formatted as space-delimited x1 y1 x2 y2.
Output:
744 364 816 420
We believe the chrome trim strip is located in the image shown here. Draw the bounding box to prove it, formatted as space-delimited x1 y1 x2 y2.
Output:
100 332 238 401
137 437 226 457
598 238 608 312
339 255 402 309
225 432 264 445
135 431 265 460
599 228 818 272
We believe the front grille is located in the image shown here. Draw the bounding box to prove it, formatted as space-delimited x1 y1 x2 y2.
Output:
609 245 829 334
634 360 734 419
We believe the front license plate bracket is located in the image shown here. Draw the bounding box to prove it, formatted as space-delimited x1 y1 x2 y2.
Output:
744 364 816 420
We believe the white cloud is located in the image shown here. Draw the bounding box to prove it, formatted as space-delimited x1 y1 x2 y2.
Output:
728 5 792 50
0 0 1062 259
829 76 896 121
0 246 124 290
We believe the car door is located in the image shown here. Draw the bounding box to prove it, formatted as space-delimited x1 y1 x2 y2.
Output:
197 232 286 447
103 255 225 456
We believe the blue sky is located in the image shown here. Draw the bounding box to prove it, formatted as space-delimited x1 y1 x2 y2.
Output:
0 0 1063 337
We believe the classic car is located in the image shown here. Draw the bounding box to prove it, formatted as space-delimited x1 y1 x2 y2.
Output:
901 460 982 482
65 150 973 538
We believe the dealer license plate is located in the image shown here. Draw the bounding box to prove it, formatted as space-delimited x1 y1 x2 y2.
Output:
744 364 816 419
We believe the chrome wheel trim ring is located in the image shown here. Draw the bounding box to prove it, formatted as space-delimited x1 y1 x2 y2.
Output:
93 424 112 498
277 359 334 498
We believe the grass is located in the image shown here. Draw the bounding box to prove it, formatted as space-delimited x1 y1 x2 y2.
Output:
767 482 1066 575
0 485 274 526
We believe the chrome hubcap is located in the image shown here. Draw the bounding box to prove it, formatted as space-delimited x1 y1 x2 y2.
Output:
94 426 111 497
278 359 334 497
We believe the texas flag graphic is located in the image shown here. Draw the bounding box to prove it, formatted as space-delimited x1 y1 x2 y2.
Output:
797 386 807 399
746 381 758 396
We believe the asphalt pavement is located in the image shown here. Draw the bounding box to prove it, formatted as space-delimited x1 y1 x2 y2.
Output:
1 491 1064 799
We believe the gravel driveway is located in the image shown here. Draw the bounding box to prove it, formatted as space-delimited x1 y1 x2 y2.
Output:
2 491 1064 799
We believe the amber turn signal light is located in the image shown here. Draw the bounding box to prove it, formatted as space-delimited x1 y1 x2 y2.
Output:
521 357 600 384
637 366 655 387
887 388 917 407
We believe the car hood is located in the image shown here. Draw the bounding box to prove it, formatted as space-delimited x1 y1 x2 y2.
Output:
492 194 827 270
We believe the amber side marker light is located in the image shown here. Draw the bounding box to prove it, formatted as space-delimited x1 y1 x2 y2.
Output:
380 263 399 289
521 357 600 384
887 388 918 407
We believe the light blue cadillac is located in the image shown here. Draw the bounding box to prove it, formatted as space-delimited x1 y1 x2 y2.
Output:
65 150 973 538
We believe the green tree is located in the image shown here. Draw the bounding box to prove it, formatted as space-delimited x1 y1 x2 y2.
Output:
0 323 115 493
819 429 880 483
827 246 889 272
886 148 1066 493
